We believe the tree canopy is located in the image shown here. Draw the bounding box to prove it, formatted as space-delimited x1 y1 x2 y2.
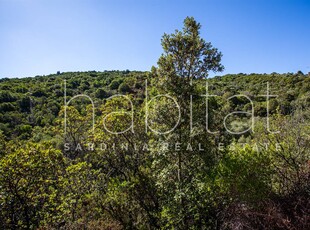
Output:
0 17 309 229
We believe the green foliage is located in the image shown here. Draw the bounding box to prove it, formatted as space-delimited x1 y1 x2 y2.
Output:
158 16 223 80
118 82 131 93
0 17 309 229
109 79 122 90
217 144 272 201
0 91 16 103
95 88 108 99
0 143 66 229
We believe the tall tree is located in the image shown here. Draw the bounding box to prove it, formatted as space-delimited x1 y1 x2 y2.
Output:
157 16 223 84
153 16 224 228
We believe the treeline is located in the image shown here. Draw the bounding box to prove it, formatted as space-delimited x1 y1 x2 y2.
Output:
1 70 310 141
0 17 309 229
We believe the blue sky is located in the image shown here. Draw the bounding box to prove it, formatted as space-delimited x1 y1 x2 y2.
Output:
0 0 309 78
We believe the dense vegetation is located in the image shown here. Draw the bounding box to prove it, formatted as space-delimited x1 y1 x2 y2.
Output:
0 17 309 229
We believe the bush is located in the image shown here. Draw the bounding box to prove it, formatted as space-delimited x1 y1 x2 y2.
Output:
32 89 47 97
0 92 16 103
0 103 16 112
109 80 121 90
18 96 31 112
95 88 108 99
0 144 66 229
118 83 131 93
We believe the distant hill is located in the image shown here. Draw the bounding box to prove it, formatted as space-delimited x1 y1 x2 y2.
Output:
0 70 309 140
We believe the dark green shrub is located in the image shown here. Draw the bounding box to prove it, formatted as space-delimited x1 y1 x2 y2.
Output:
95 89 108 99
118 83 131 93
109 80 121 90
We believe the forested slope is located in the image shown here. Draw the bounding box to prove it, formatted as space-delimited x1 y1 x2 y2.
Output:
0 70 309 229
0 16 309 229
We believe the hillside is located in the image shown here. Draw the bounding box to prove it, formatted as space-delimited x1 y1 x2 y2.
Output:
0 70 309 229
1 71 309 140
0 16 309 229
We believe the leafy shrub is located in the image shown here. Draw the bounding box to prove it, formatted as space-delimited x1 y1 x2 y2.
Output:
109 79 121 90
0 92 16 103
0 103 16 112
32 89 47 97
95 88 108 99
118 82 131 93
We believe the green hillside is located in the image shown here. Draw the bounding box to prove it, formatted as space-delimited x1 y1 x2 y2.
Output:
1 71 309 140
0 17 309 229
1 70 309 229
